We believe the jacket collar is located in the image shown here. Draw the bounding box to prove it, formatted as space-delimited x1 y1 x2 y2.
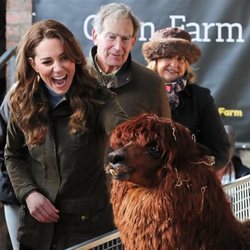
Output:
88 46 132 89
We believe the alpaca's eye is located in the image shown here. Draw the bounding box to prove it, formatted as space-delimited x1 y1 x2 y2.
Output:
150 146 159 153
146 143 162 158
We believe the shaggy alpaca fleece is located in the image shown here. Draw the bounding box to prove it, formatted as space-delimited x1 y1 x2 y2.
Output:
106 113 250 250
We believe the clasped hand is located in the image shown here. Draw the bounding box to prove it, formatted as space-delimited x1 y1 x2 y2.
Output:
25 191 60 223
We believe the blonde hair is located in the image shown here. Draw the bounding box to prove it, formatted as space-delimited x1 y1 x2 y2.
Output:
147 60 197 84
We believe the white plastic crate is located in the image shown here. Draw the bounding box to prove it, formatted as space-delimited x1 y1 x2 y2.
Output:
223 175 250 221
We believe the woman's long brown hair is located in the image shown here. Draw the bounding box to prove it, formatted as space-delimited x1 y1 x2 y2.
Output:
10 19 97 147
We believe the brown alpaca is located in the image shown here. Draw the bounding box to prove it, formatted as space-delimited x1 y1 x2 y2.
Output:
105 113 250 250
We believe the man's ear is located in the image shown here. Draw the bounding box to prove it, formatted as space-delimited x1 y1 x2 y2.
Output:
131 36 137 47
92 29 98 46
28 57 37 72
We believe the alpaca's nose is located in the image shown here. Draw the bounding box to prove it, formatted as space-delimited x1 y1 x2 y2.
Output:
108 150 125 164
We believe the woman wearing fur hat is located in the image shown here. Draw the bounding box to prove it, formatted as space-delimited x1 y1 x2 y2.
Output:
142 27 229 169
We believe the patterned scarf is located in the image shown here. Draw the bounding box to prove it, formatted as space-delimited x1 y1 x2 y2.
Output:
165 73 188 109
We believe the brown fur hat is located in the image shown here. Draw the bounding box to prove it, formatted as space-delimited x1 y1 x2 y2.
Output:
142 27 201 64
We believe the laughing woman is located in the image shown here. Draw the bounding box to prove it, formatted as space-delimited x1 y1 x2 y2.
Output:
4 19 127 250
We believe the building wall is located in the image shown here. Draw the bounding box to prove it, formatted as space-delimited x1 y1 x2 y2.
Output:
6 0 32 49
4 0 32 90
0 0 7 102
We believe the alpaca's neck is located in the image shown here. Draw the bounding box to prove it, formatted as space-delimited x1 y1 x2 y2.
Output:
111 169 245 250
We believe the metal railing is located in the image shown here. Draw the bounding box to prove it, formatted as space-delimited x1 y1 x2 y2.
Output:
235 142 250 150
0 47 16 90
66 230 123 250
